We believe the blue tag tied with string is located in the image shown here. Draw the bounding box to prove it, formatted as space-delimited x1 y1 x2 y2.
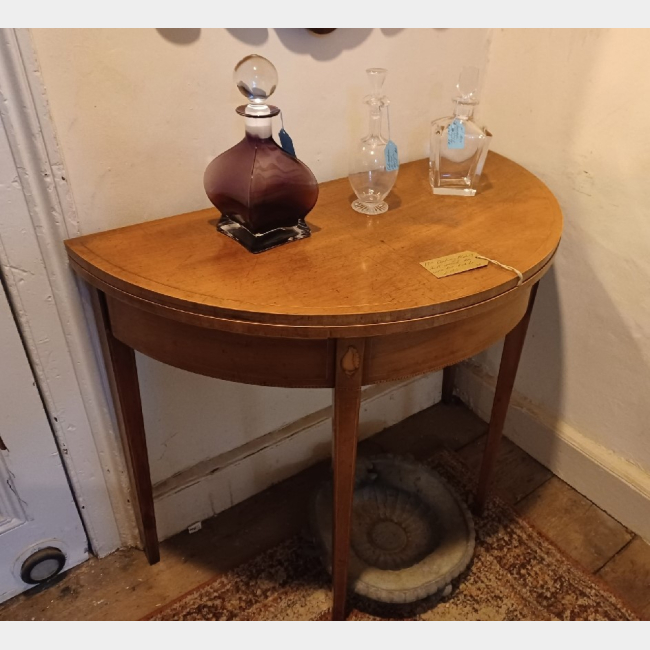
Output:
279 128 296 157
448 119 465 149
383 105 399 172
385 140 399 172
278 111 296 157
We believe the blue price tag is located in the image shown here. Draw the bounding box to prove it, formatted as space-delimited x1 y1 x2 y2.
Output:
385 140 399 171
448 119 465 149
279 128 296 157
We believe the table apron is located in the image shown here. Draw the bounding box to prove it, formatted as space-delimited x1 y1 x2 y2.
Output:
363 286 530 384
106 286 531 388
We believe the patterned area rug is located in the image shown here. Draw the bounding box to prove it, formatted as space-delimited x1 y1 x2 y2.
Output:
147 451 638 621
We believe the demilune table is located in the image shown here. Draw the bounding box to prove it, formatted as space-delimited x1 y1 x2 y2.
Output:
65 153 562 620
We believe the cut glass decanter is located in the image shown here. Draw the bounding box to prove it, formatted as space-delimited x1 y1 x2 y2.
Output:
204 55 319 253
348 68 399 215
429 67 491 196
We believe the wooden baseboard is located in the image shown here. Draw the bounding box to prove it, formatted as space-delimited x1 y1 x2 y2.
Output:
154 372 442 541
455 363 650 542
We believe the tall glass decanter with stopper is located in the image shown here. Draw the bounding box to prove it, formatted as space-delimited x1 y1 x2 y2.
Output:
429 67 491 196
348 68 399 215
204 55 319 254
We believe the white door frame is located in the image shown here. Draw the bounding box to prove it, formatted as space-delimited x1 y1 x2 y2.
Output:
0 28 137 556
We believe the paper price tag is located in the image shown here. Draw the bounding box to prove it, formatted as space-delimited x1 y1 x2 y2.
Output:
385 140 399 171
420 251 488 279
447 119 465 149
279 128 296 157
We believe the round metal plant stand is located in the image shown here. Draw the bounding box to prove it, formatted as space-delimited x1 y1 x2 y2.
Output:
311 455 475 604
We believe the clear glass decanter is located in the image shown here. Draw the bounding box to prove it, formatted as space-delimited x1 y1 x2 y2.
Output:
429 67 491 196
348 68 398 215
204 55 319 253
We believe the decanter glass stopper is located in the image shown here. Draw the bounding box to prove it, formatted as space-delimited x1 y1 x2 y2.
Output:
234 54 278 115
366 67 387 98
456 66 480 103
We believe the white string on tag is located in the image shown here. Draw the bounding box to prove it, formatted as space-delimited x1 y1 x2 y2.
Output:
474 255 524 286
386 104 392 141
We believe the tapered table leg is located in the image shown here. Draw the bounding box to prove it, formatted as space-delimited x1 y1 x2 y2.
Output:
90 288 160 564
331 338 365 621
475 283 539 514
442 365 456 404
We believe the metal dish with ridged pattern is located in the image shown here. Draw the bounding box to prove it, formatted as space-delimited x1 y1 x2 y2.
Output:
310 454 475 604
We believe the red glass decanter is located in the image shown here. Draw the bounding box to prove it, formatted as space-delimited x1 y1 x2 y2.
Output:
204 55 319 254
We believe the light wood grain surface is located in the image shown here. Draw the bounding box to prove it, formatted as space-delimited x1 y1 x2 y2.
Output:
65 153 562 335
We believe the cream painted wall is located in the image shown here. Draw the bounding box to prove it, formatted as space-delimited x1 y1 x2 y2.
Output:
474 29 650 474
28 30 491 501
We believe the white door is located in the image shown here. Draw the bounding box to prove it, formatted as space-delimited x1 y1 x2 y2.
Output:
0 282 88 602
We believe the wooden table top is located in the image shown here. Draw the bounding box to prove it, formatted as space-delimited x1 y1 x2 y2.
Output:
65 153 562 333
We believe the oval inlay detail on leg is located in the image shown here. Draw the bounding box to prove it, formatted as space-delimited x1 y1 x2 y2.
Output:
341 346 361 376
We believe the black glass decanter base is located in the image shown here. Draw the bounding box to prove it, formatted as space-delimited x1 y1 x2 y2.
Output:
216 214 311 254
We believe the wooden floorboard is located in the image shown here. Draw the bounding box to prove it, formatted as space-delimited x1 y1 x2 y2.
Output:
597 536 650 619
371 400 485 457
456 433 553 505
0 401 647 620
516 477 634 573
